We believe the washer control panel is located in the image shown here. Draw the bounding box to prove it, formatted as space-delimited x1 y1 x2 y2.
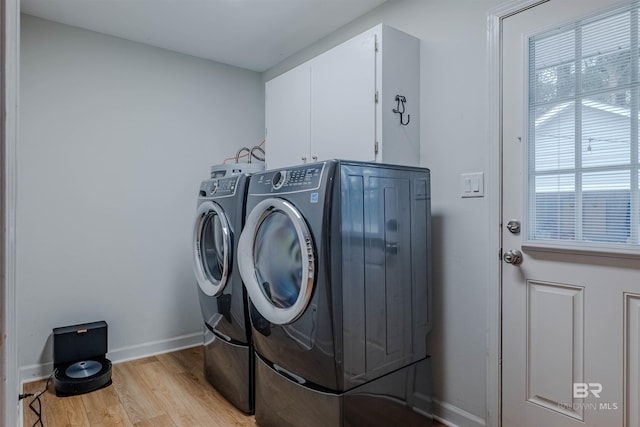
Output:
252 163 325 194
199 176 239 197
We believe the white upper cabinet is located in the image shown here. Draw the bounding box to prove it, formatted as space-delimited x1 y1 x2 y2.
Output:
265 24 420 170
264 62 311 169
310 28 377 166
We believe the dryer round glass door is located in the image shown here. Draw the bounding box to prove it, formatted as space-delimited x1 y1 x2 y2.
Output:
193 201 232 296
238 198 315 325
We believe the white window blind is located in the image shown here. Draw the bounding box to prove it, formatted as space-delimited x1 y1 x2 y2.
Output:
528 4 640 249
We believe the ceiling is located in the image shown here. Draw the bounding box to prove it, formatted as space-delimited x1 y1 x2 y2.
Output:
20 0 389 72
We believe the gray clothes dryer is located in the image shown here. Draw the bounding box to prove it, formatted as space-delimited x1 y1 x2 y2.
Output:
237 160 433 427
193 174 253 414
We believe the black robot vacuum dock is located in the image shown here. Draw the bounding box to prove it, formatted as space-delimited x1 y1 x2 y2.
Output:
52 321 112 397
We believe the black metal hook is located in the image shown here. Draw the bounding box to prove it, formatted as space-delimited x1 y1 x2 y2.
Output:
392 95 410 125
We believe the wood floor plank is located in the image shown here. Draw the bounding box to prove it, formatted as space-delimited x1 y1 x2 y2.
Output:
23 382 89 427
81 383 127 425
175 369 255 426
50 394 91 427
133 414 177 427
110 362 166 424
81 381 121 413
123 355 159 367
87 403 134 427
136 359 223 427
155 346 202 375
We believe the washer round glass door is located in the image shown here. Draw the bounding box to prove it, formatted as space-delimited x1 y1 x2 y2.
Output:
238 198 315 325
193 201 231 296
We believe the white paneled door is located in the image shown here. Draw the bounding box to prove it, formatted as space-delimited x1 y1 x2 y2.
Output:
502 1 640 426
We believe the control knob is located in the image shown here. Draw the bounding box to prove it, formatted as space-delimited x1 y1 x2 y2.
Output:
210 179 219 194
272 170 287 189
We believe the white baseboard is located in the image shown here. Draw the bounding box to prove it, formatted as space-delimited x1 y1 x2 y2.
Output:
19 331 203 385
433 399 486 427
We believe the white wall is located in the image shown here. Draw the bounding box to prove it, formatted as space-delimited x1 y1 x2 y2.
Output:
18 15 264 380
264 1 503 425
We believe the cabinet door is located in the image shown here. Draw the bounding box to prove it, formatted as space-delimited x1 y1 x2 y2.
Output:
265 63 311 170
310 30 377 163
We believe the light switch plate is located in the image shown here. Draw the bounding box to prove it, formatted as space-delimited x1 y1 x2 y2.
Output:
461 172 484 198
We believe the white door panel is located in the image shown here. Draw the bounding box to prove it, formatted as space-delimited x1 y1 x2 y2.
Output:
502 1 640 426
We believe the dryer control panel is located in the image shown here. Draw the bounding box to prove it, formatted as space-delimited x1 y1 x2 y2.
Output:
199 176 239 198
251 163 325 194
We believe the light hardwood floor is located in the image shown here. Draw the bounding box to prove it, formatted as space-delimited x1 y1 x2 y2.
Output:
22 346 445 427
23 347 254 427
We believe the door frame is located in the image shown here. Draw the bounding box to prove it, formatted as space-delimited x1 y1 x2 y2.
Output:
2 0 20 425
486 1 550 426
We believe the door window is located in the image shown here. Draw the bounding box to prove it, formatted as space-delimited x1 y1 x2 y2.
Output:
200 211 226 283
193 201 230 296
253 210 303 309
237 198 315 325
528 5 640 249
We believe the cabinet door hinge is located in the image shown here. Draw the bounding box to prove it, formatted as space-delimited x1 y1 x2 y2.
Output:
375 36 379 52
375 91 379 103
375 141 379 155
